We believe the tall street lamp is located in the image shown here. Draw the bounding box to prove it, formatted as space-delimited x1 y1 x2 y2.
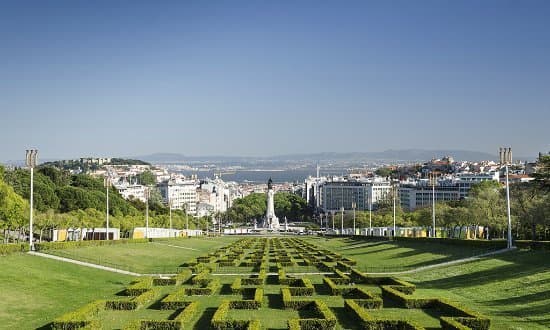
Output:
393 181 397 238
168 199 173 236
145 186 150 239
369 192 372 236
431 172 436 238
500 147 513 249
104 175 111 240
352 201 356 235
340 206 344 235
26 149 38 251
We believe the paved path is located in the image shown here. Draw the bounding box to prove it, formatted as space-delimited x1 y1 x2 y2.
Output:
338 240 389 250
27 251 142 276
28 247 516 278
151 242 199 251
364 247 516 275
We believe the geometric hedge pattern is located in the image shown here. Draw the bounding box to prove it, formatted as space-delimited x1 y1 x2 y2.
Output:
51 237 490 329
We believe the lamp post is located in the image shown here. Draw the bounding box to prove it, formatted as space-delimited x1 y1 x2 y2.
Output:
25 149 38 251
185 203 189 231
369 192 372 236
145 186 150 239
340 206 344 235
104 175 111 240
331 211 335 231
393 181 397 238
431 172 436 238
501 147 513 249
352 201 356 235
168 199 173 236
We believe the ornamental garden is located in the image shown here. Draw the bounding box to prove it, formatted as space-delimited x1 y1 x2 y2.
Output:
51 237 490 330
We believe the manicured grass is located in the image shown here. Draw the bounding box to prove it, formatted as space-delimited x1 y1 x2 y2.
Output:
303 236 498 272
0 253 134 329
43 236 240 273
2 236 548 330
400 249 550 330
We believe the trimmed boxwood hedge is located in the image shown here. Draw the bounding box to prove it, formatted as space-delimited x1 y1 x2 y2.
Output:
175 269 192 285
35 238 148 251
393 236 507 250
287 300 337 330
0 243 27 255
123 302 199 329
105 288 157 310
344 299 424 330
185 278 220 296
126 277 153 296
515 240 550 250
380 285 490 329
153 277 176 286
211 300 262 330
51 300 105 330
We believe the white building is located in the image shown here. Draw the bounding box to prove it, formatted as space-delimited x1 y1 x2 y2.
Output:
115 183 147 202
399 172 500 211
159 180 199 215
320 178 392 212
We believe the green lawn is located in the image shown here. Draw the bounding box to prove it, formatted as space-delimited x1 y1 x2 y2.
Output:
303 236 499 272
400 249 550 330
0 253 134 329
1 236 548 329
42 237 240 274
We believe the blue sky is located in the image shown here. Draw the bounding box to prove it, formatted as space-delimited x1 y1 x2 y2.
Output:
1 1 549 161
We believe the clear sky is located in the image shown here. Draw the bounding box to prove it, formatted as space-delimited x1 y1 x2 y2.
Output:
1 1 549 161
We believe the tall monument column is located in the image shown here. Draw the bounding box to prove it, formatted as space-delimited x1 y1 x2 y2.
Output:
264 178 280 229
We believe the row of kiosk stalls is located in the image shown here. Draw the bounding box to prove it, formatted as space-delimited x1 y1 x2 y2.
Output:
43 228 121 241
131 227 204 239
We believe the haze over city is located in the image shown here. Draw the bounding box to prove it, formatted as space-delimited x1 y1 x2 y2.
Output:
2 1 549 161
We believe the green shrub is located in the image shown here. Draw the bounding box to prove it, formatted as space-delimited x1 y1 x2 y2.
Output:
211 300 260 330
231 278 242 294
35 238 148 251
106 288 157 310
323 277 354 296
344 299 423 329
51 300 104 330
191 269 212 286
174 301 200 323
126 277 153 296
287 300 337 330
0 243 27 255
185 278 220 295
288 278 314 296
393 236 507 250
515 240 550 250
174 269 192 285
153 277 176 286
160 288 187 309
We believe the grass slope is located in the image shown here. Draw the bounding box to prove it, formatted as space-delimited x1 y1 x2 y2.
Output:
400 249 550 330
303 236 497 272
43 237 239 273
0 253 134 329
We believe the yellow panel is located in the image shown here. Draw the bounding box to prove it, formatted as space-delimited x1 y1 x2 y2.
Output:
133 231 144 239
58 230 67 241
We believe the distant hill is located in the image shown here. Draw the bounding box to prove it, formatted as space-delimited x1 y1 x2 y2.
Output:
135 149 499 163
273 149 498 162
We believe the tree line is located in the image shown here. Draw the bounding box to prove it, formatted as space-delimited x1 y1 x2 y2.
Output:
328 156 550 241
0 165 206 243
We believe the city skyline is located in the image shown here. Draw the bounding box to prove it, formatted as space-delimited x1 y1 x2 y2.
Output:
2 1 549 161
